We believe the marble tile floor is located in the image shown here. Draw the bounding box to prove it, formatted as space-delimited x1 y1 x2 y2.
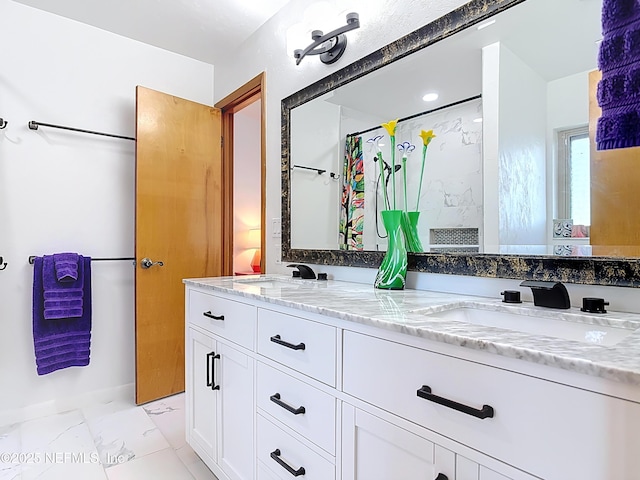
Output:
0 393 218 480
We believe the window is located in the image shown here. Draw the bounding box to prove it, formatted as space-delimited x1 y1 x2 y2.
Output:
557 126 590 227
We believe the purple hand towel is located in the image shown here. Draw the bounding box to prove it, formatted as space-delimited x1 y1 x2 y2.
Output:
53 253 79 282
44 298 83 309
42 255 84 319
32 255 92 375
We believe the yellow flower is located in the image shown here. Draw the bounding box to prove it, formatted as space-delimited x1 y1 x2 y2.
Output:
419 129 436 147
382 118 399 137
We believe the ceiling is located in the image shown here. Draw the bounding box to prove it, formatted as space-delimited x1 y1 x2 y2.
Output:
326 0 602 120
12 0 293 65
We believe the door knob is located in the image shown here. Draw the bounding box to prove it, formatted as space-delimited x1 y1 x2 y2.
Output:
0 256 6 270
140 257 164 269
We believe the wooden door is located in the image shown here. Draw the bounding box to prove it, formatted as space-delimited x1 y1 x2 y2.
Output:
135 86 223 404
589 70 640 256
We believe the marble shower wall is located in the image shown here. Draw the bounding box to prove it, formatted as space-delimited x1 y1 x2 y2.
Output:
358 98 484 250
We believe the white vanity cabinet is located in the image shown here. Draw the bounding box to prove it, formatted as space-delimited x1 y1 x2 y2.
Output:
185 289 257 480
185 282 640 480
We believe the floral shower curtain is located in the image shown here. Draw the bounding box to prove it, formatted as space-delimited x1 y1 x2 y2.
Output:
339 135 365 250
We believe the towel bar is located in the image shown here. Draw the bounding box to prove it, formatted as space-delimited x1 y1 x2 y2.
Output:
28 120 135 141
28 256 135 264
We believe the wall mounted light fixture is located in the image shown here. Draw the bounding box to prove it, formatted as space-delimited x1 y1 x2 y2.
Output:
294 12 360 65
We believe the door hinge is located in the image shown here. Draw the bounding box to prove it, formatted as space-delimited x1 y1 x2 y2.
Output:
221 136 224 147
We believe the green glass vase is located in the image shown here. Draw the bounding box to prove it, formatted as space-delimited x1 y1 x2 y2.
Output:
401 211 423 253
375 210 407 290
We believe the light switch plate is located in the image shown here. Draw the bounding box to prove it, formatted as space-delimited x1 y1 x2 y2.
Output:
272 218 281 238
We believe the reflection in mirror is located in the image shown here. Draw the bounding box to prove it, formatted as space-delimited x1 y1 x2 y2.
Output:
289 0 624 257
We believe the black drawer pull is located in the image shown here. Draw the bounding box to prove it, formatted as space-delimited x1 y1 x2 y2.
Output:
203 311 224 321
270 334 306 351
211 353 221 390
435 474 449 480
417 385 494 419
270 449 306 477
270 393 306 415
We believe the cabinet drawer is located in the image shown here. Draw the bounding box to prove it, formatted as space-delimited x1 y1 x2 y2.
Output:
257 309 336 386
257 362 336 455
343 331 640 480
188 289 256 349
257 414 335 480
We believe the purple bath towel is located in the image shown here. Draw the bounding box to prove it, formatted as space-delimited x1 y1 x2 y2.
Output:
37 357 90 376
42 255 83 319
35 340 91 358
32 255 92 375
596 0 640 150
34 332 91 348
53 253 79 282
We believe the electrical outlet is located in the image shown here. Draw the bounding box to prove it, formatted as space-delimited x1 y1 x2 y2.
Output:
274 240 282 264
272 218 281 238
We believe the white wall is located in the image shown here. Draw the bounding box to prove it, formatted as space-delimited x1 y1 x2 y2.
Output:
213 0 640 313
497 44 547 249
214 0 470 267
0 0 214 421
482 43 501 253
290 97 341 249
546 70 590 243
233 100 262 273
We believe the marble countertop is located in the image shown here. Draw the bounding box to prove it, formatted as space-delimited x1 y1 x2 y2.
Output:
184 274 640 386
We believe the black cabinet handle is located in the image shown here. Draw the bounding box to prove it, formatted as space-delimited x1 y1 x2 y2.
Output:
270 393 306 415
203 311 224 321
435 474 449 480
270 334 306 351
417 385 494 419
270 449 306 477
211 353 221 390
206 352 214 387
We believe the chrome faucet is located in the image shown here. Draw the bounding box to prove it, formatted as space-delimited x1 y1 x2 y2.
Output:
287 264 316 279
520 280 571 309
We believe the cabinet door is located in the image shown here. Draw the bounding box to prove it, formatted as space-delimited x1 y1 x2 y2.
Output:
456 457 516 480
186 327 218 467
479 466 512 480
456 456 479 480
217 341 255 480
342 404 454 480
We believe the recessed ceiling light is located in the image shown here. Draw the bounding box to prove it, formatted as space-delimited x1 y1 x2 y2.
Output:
473 117 483 123
422 92 439 102
477 20 496 30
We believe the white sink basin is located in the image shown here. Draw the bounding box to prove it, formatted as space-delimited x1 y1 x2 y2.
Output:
422 305 636 346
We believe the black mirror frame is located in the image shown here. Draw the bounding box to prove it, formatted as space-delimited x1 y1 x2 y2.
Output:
281 0 640 287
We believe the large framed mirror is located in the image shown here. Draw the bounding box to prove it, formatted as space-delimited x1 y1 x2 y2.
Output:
281 0 640 287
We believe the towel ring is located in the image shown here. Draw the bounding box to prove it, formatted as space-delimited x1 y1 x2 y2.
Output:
0 257 7 270
0 118 7 130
